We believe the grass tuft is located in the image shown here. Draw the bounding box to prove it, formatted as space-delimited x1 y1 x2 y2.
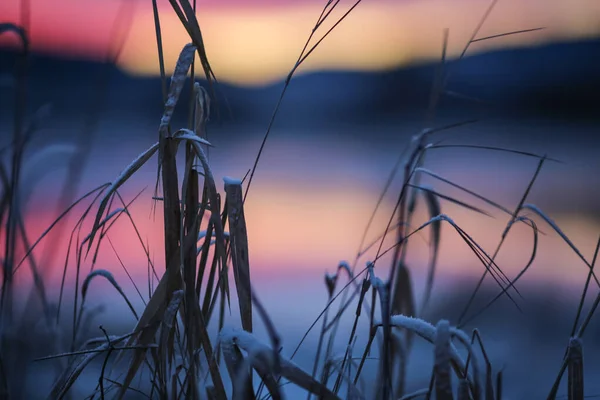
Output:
1 1 597 399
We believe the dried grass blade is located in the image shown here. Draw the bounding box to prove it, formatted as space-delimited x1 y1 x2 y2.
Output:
414 168 512 215
434 320 453 400
154 42 196 206
46 333 136 398
450 328 482 400
457 379 470 400
243 0 364 202
87 143 159 253
390 263 415 397
175 131 229 294
471 27 545 43
224 177 253 333
354 326 378 386
464 329 494 400
496 370 503 400
160 136 181 276
459 216 539 327
567 338 583 400
150 0 167 102
14 184 109 275
571 236 600 336
113 190 159 281
427 144 560 162
220 328 340 399
408 184 492 217
158 43 196 139
201 234 219 318
389 315 474 391
521 204 594 271
376 215 518 311
49 344 106 399
458 156 547 325
366 265 392 399
322 357 364 400
169 0 217 87
81 269 138 320
158 289 183 387
220 334 256 400
419 187 441 315
115 266 182 400
333 277 372 395
182 142 202 399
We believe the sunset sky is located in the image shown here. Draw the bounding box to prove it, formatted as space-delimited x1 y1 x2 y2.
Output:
1 0 600 85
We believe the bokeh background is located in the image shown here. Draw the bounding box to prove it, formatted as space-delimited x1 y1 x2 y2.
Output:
1 0 600 398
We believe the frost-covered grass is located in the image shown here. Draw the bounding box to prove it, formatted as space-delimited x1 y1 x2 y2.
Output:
1 1 599 399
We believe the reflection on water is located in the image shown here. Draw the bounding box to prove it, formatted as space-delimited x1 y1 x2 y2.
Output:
17 114 600 285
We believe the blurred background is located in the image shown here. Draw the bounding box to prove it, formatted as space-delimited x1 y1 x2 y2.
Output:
1 0 600 398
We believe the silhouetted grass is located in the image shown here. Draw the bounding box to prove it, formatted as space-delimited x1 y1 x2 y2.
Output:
0 0 597 399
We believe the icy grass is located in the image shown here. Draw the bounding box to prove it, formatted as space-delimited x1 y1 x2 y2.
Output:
1 1 599 400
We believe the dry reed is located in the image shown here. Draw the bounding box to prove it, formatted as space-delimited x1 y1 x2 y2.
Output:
0 1 596 399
